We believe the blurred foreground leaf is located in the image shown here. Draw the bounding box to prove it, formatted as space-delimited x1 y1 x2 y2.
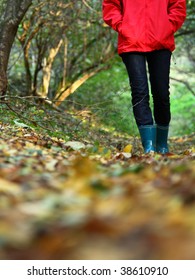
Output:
0 123 194 260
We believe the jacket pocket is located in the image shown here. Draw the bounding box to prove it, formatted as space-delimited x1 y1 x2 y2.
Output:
168 18 176 33
159 16 174 41
166 15 175 35
119 21 137 41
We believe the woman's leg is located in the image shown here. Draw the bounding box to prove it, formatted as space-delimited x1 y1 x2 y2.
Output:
147 49 172 126
147 50 172 153
121 52 153 126
121 52 155 153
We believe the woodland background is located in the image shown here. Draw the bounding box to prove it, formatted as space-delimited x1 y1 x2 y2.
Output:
0 0 194 260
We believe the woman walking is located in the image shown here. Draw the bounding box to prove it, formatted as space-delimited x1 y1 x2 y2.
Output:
102 0 186 154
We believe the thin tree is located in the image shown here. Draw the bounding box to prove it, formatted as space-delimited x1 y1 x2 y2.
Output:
0 0 32 95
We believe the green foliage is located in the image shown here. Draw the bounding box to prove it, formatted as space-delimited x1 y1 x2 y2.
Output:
0 101 74 141
171 84 195 136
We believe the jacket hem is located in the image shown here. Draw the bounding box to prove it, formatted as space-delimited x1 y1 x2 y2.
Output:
118 46 175 55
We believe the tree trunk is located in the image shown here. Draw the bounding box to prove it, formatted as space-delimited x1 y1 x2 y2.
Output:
61 36 68 89
39 39 63 98
0 0 32 94
22 39 33 94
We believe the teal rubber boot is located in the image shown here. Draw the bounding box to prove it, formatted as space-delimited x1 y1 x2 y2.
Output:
156 125 169 154
138 125 156 153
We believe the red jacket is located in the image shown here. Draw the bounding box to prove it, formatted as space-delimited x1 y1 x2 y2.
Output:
102 0 186 54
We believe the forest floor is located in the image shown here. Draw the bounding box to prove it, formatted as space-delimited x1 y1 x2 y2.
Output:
0 121 195 260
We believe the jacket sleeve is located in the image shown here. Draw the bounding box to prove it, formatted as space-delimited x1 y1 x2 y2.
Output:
102 0 123 32
168 0 186 32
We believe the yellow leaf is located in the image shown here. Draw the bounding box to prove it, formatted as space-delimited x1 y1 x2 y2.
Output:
183 147 195 156
123 144 133 153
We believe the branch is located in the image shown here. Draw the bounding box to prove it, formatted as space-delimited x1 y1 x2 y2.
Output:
171 77 195 96
82 0 97 12
54 69 102 106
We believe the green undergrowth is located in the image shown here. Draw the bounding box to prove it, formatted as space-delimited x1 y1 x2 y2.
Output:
0 98 130 145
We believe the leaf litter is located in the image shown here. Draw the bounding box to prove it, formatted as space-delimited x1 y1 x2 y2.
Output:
0 123 194 259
